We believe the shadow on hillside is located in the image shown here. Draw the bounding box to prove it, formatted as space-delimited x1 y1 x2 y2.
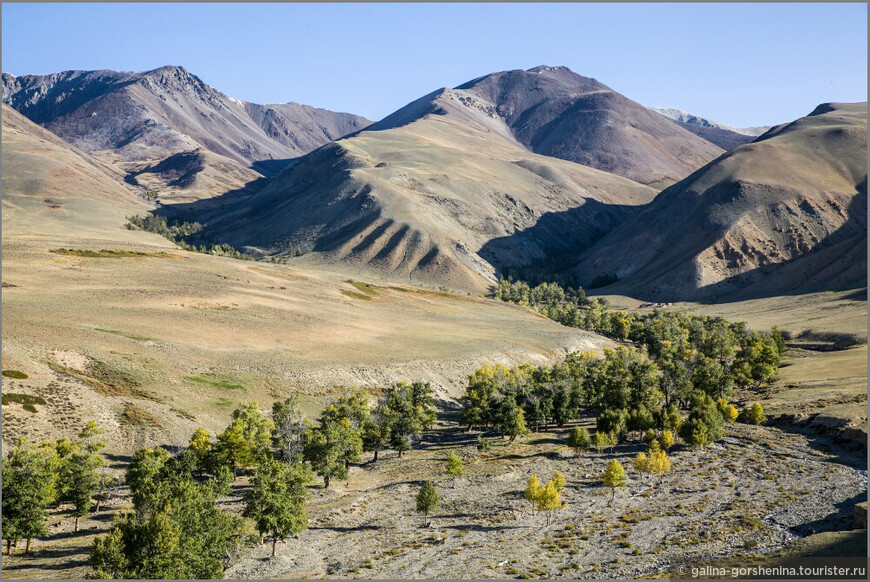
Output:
2 546 90 571
478 198 648 279
792 491 868 536
600 182 867 303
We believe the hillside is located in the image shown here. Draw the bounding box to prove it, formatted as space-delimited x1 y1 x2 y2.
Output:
650 106 769 150
574 102 868 300
1 103 153 239
456 66 725 188
2 67 370 201
2 101 611 454
190 85 658 293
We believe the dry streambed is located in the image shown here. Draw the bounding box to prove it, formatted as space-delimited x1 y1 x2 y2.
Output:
227 423 866 580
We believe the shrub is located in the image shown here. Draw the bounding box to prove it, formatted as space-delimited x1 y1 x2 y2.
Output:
739 403 767 425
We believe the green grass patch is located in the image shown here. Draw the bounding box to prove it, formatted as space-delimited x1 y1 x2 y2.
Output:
93 328 157 342
48 360 160 402
185 375 246 391
214 397 235 408
120 404 162 427
344 279 377 296
2 393 47 412
50 248 178 258
2 369 29 379
340 289 373 301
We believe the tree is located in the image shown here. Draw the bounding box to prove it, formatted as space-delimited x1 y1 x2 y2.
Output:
679 393 725 447
415 481 440 527
445 451 463 486
125 448 171 512
716 397 739 422
739 402 767 425
592 431 609 454
213 402 275 478
2 438 57 554
188 427 212 473
379 383 432 457
272 396 307 462
303 417 362 487
633 452 649 481
361 414 391 463
536 480 566 527
649 447 672 484
66 449 105 532
596 409 627 441
603 460 627 503
243 458 311 556
733 333 780 388
91 478 242 579
567 427 591 456
501 406 529 443
525 475 543 514
658 430 675 451
551 471 566 492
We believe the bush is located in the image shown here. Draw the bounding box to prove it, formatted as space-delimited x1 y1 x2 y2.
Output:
739 402 767 425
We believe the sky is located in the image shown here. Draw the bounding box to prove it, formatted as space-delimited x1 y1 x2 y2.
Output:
2 2 866 128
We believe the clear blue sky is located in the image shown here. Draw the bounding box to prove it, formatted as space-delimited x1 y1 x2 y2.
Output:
2 2 866 128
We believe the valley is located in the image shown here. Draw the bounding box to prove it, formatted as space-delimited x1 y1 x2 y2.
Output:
2 56 866 580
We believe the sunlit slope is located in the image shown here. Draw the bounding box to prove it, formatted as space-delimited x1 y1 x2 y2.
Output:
203 87 657 293
1 104 159 241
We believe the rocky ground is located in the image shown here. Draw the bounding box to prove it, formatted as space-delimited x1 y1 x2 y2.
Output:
3 416 866 580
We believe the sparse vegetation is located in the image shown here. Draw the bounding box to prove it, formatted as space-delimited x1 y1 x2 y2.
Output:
185 374 246 391
50 248 175 258
2 393 47 413
2 369 29 379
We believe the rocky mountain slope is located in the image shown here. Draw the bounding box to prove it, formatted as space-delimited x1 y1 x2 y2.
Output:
650 106 770 150
575 102 867 300
2 67 370 201
195 84 658 293
454 66 725 188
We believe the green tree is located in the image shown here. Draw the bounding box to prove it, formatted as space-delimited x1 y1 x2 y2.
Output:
567 427 591 456
303 417 362 487
501 405 529 443
2 438 58 554
592 430 610 454
243 458 311 556
733 334 780 388
66 449 105 532
679 393 725 447
658 430 675 451
596 409 627 441
445 451 463 486
213 402 275 477
91 478 242 579
603 460 627 503
125 448 172 512
415 481 440 527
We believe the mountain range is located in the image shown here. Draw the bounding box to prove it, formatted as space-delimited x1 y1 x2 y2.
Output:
3 64 865 301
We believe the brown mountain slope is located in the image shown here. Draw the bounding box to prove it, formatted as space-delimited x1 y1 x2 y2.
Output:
1 104 153 239
455 66 725 188
574 102 867 300
196 87 657 293
2 67 370 202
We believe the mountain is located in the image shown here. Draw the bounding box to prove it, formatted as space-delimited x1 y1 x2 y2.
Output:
454 66 725 188
650 106 770 150
2 66 371 201
192 82 658 293
574 102 867 300
1 103 152 239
